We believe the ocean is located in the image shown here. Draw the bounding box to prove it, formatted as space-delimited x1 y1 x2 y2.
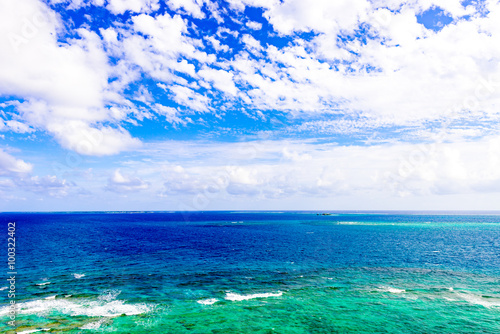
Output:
1 211 499 333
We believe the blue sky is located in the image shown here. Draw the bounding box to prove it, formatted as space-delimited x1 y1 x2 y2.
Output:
1 0 500 211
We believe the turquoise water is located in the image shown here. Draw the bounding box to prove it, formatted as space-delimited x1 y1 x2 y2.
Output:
1 212 499 333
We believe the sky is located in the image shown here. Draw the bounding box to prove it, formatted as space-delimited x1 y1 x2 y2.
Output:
1 0 500 211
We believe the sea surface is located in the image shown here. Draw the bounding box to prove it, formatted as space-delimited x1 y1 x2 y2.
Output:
1 211 500 333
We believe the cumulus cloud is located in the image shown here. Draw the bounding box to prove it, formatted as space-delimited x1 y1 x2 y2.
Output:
0 0 143 156
125 12 212 78
262 0 370 35
246 0 500 125
246 21 262 30
182 0 496 131
0 8 108 111
198 67 238 96
5 0 499 150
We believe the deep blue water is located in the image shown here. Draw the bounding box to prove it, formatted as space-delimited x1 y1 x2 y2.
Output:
1 212 500 333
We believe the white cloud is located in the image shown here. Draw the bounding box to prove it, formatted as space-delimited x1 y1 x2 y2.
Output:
47 120 142 156
198 67 238 96
241 34 262 52
167 0 205 19
106 11 227 112
206 36 230 53
207 0 500 129
3 120 33 133
168 85 210 111
0 0 143 156
217 27 239 38
3 0 500 211
3 134 499 208
106 169 149 192
128 12 213 72
224 0 275 12
5 0 500 145
15 175 70 197
262 0 370 35
0 150 33 176
246 21 262 30
161 167 215 196
140 134 500 205
107 0 159 14
0 149 72 198
1 22 109 113
152 104 185 124
288 117 390 136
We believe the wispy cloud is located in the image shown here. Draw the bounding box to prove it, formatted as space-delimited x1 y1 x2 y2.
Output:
106 169 149 193
0 149 33 176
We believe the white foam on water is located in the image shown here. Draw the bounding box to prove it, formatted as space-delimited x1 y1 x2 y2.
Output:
45 295 57 300
73 273 85 279
36 282 50 286
379 286 405 294
98 289 121 302
17 329 50 334
80 319 106 329
0 286 7 291
197 298 219 305
452 292 500 309
225 291 283 301
0 290 152 318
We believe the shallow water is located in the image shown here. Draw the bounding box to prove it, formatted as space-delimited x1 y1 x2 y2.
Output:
1 212 499 333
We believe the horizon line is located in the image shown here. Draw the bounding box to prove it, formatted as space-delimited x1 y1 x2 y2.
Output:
2 210 500 214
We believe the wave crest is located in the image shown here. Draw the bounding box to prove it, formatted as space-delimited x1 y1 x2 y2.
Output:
225 291 283 301
0 290 151 318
